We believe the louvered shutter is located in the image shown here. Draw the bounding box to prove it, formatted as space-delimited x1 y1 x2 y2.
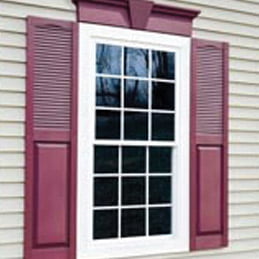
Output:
25 17 78 259
190 39 229 250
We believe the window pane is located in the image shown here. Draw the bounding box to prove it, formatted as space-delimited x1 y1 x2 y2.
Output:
152 82 174 110
94 210 118 239
152 113 174 141
149 207 171 235
96 44 121 75
96 77 120 107
149 176 171 204
124 80 148 109
149 147 171 173
121 209 145 237
124 112 148 140
125 47 148 77
95 146 118 174
152 51 175 79
122 177 145 205
96 110 120 139
94 177 118 206
122 146 146 173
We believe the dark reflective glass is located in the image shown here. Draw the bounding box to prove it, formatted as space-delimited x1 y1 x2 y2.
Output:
124 48 148 77
94 146 118 174
96 77 120 107
149 147 171 173
122 146 146 173
121 209 145 237
96 110 120 139
96 44 121 75
94 177 118 206
152 113 174 141
122 177 145 205
149 207 171 235
124 80 148 109
152 51 175 79
149 176 171 204
94 210 118 239
124 112 148 140
152 82 174 110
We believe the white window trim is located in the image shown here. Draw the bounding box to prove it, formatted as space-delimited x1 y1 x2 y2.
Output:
78 23 190 259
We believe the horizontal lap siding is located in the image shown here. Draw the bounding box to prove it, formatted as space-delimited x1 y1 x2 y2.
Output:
0 0 259 258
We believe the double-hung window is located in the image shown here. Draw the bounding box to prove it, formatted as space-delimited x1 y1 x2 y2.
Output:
78 24 190 258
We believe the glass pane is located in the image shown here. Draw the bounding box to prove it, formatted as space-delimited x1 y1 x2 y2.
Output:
152 51 175 79
149 147 171 173
149 176 171 204
152 113 174 141
122 146 146 173
124 47 148 77
96 110 120 139
96 77 120 107
124 80 148 109
152 82 174 110
96 44 121 75
95 146 118 174
149 207 171 235
94 177 118 206
94 210 118 239
122 177 145 205
121 209 145 237
124 112 148 140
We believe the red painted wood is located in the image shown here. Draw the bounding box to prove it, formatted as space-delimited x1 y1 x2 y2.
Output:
198 146 222 234
191 39 229 250
75 0 200 36
129 0 153 29
25 17 78 259
35 143 69 246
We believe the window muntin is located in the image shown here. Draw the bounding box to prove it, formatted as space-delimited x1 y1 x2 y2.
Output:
78 23 190 258
94 44 175 240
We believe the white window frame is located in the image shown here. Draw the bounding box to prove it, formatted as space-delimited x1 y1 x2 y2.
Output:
78 23 190 259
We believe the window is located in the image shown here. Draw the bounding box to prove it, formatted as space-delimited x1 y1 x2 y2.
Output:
78 24 190 258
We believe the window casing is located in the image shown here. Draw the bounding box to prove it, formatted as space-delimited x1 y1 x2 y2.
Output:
78 23 190 258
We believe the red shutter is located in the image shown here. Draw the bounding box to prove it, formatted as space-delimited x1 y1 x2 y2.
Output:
25 17 78 259
190 39 229 250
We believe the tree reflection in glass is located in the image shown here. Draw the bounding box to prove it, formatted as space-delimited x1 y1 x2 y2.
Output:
152 51 175 80
96 77 121 107
124 80 148 109
125 48 149 77
96 44 121 75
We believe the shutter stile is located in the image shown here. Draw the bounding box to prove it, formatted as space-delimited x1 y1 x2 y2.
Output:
25 17 78 259
191 39 229 250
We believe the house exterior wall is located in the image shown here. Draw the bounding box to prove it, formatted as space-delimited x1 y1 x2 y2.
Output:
0 0 259 258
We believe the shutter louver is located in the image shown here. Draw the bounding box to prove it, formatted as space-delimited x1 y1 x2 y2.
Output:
25 17 78 259
191 39 228 250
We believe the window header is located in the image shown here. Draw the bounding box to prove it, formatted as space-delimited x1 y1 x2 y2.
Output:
72 0 200 36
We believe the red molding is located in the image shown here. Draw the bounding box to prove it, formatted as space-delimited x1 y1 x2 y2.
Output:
73 0 200 36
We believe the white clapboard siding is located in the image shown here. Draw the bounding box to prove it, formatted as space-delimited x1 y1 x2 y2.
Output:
0 213 24 228
0 0 259 258
0 168 24 183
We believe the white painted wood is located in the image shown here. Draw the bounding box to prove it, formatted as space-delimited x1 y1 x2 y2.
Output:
0 168 24 183
0 47 26 62
78 22 190 259
0 77 25 92
0 137 24 152
0 243 23 258
0 198 24 213
230 191 259 203
0 213 24 228
0 122 24 137
0 228 23 243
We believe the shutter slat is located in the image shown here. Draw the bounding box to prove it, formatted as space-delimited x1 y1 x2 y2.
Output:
25 17 77 259
191 38 229 250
